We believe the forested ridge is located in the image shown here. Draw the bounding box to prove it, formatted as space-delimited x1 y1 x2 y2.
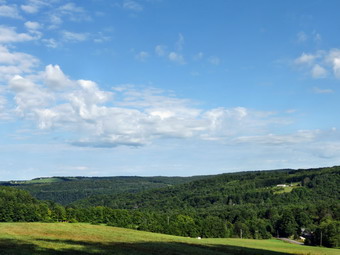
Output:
0 166 339 248
1 176 207 205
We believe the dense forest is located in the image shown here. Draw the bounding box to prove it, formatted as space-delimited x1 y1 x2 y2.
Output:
0 166 339 248
1 176 206 205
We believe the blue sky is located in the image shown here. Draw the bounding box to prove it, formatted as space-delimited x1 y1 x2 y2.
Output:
1 0 340 180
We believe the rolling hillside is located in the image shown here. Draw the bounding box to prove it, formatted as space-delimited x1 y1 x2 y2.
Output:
0 223 338 255
0 166 339 247
0 175 207 205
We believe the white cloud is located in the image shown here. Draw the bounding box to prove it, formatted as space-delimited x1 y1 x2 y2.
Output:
0 26 38 43
294 48 340 79
42 38 58 48
58 2 84 13
21 0 49 14
123 0 143 12
21 4 38 13
48 2 90 28
0 86 9 119
0 4 22 19
61 31 89 42
93 32 111 43
234 130 319 145
24 21 41 31
44 64 73 90
294 52 317 65
326 49 340 79
311 64 327 78
9 75 54 118
0 45 39 80
168 52 185 64
135 51 149 61
6 65 294 148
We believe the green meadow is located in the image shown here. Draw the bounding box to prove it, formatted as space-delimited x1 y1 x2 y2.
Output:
0 223 338 255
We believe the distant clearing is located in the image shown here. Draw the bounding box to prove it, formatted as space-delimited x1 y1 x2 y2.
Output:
0 223 338 255
273 182 301 194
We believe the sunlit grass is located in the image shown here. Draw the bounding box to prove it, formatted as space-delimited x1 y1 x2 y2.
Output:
0 223 338 255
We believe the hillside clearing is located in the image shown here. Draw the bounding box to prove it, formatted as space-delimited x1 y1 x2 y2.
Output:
0 223 338 255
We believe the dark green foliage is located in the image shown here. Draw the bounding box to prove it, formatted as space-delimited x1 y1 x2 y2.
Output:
1 176 207 205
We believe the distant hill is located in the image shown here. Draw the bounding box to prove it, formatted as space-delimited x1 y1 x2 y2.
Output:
0 166 339 247
71 166 340 211
0 175 207 205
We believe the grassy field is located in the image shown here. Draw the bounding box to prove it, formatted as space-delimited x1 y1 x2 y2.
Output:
0 223 338 255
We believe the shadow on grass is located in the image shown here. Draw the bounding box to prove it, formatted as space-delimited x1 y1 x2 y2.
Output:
0 238 292 255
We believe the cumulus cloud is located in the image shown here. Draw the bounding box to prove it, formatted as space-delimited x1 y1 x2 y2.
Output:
294 48 340 79
311 64 327 78
44 64 73 89
24 21 41 31
5 65 293 148
0 45 39 80
9 75 54 118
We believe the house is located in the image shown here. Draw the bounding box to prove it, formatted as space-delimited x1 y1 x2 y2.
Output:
277 184 287 187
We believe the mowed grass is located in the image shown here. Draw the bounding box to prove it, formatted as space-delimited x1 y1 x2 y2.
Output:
0 223 338 255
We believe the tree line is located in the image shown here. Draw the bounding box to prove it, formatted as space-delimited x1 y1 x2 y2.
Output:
0 166 339 248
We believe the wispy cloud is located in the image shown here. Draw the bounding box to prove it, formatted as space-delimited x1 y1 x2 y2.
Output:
168 52 185 64
312 87 333 94
296 31 322 43
61 31 89 42
175 33 184 51
42 38 58 48
297 31 308 43
208 56 220 65
0 45 39 80
0 3 22 19
123 0 143 12
48 2 90 29
0 26 39 43
193 52 204 60
155 45 167 57
21 0 49 14
135 51 149 61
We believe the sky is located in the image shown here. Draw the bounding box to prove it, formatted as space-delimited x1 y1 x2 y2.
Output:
1 0 340 180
